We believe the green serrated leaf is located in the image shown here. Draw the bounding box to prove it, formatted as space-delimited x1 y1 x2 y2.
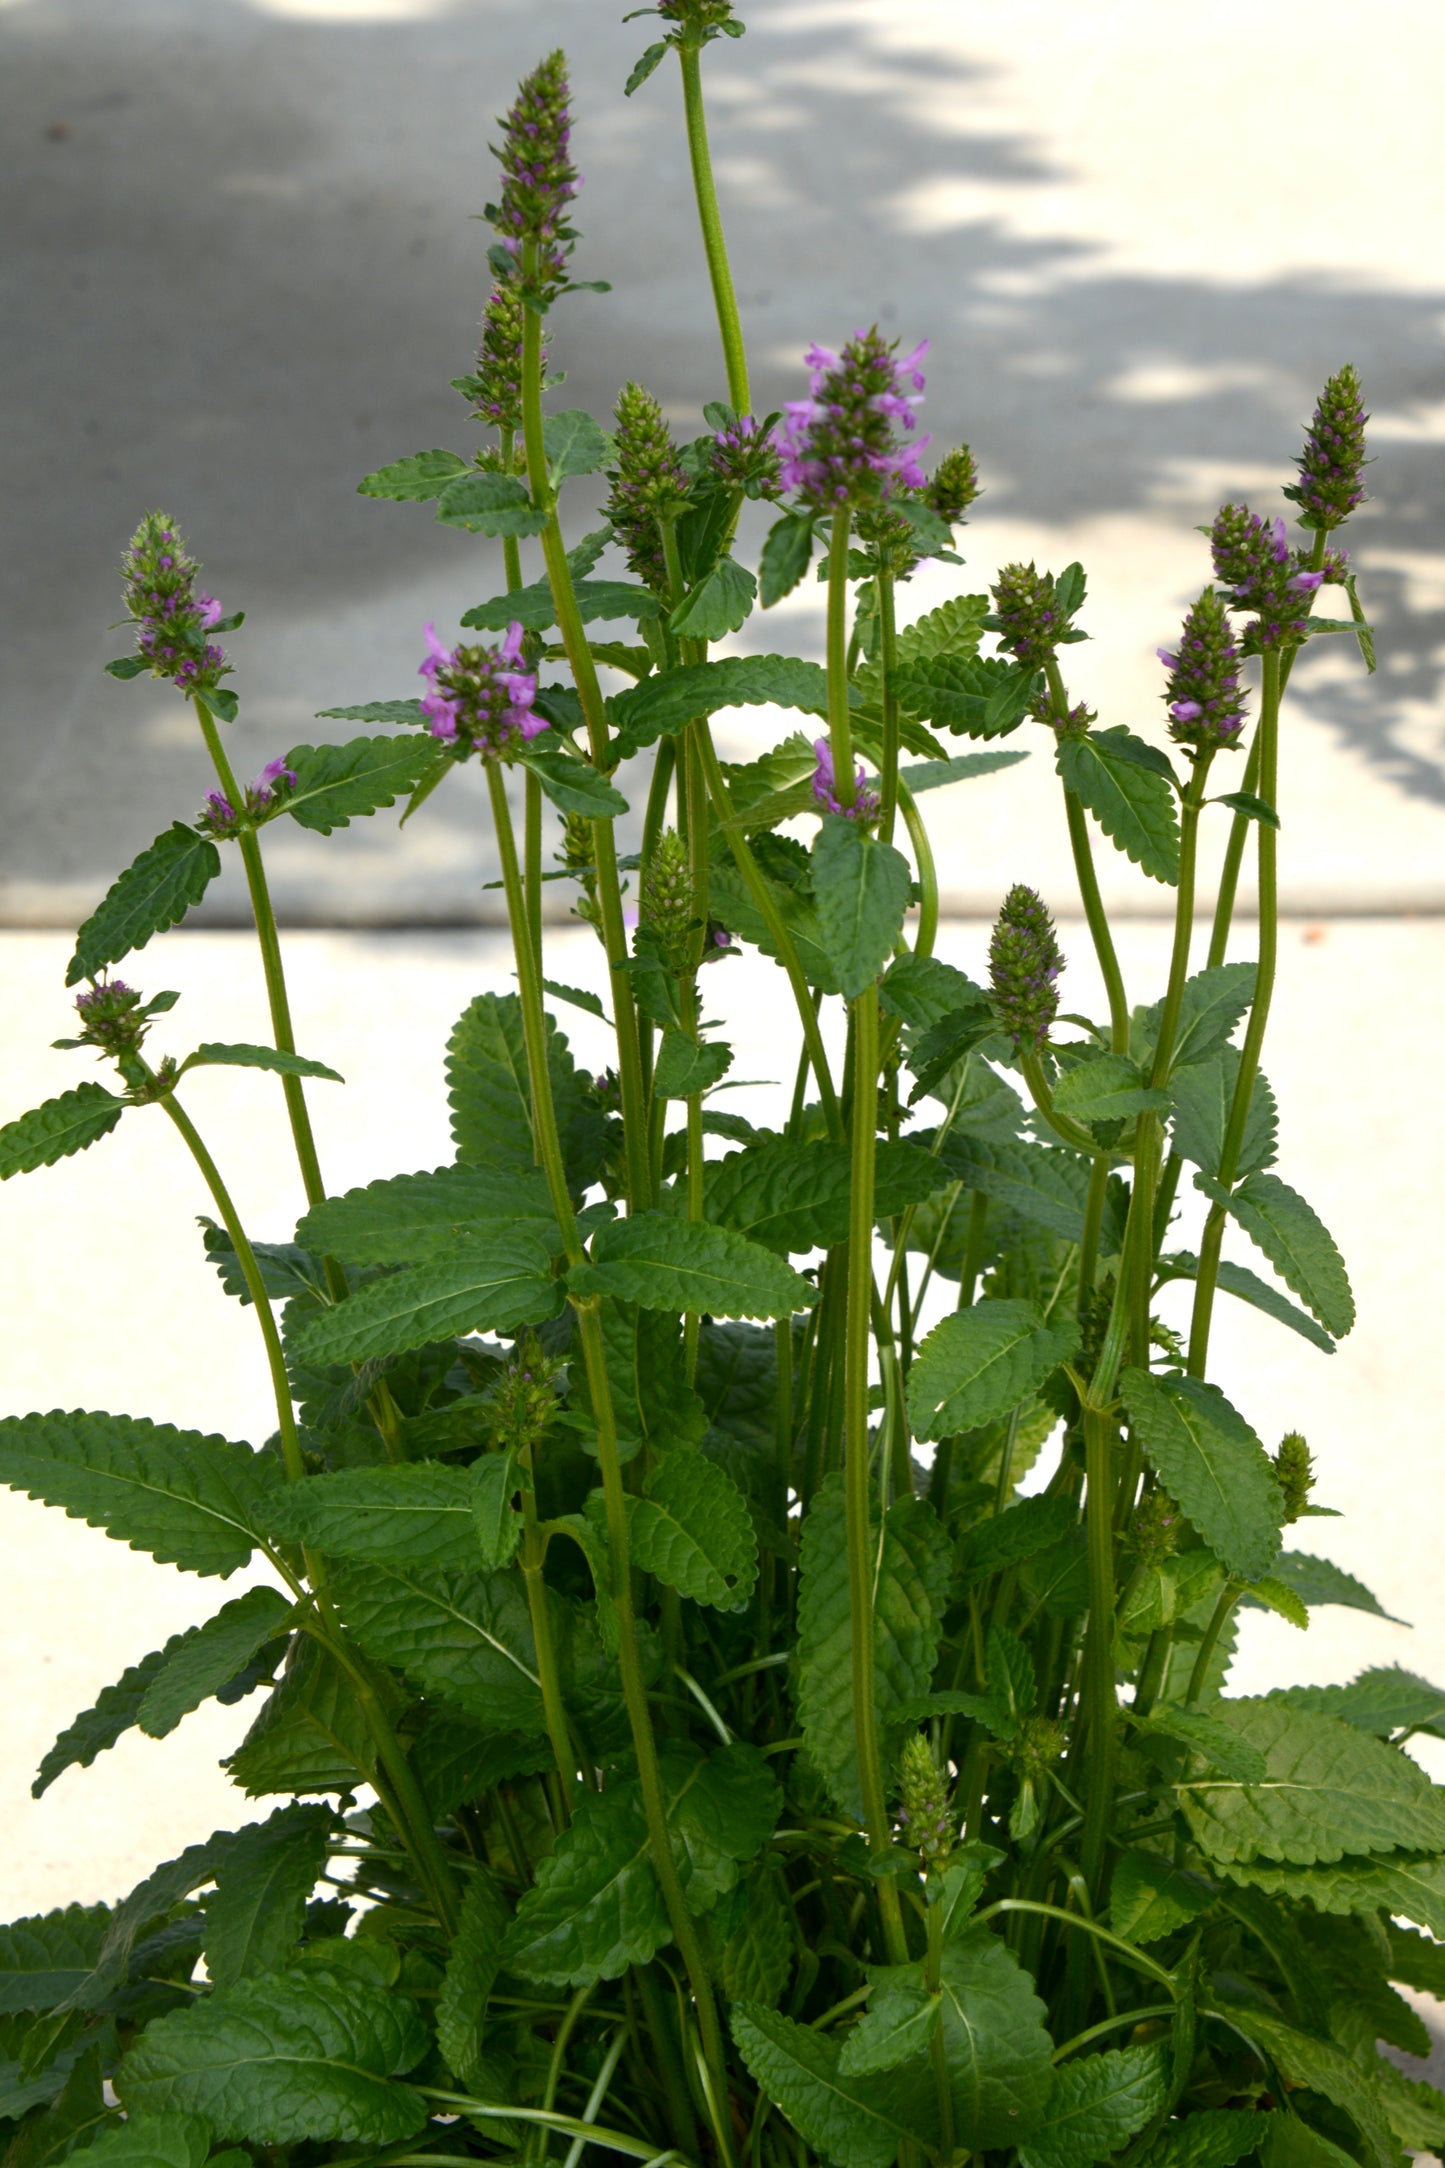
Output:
880 954 987 1029
290 1235 562 1366
798 1478 952 1819
1242 1550 1402 1623
437 1863 509 2082
281 735 442 834
1211 2005 1399 2168
1057 728 1180 884
1138 961 1257 1074
1177 1697 1445 1865
1217 1853 1445 1940
435 469 545 536
544 410 615 481
838 1963 938 2076
909 1299 1079 1442
447 992 606 1197
1197 1172 1354 1340
1053 1052 1170 1125
181 1042 343 1083
517 748 628 817
263 1462 504 1571
730 2001 931 2168
0 1083 127 1181
117 1970 429 2146
624 38 669 94
955 1495 1078 1590
610 653 832 756
358 449 469 501
462 577 663 635
932 1135 1090 1243
810 818 912 998
935 1930 1055 2151
1020 2044 1168 2168
67 825 221 985
1213 790 1279 828
0 1410 282 1577
331 1560 548 1734
705 1137 944 1255
1119 1369 1283 1582
1273 1666 1445 1739
570 1213 814 1321
297 1162 557 1266
1109 1851 1215 1945
630 1453 758 1608
202 1805 332 1987
79 2113 213 2168
1136 2110 1272 2168
891 652 1036 739
1155 1251 1334 1354
758 514 816 607
228 1640 377 1798
32 1648 170 1797
314 698 426 728
0 1907 111 2014
652 1032 734 1099
670 555 757 640
722 1863 793 2008
1141 1704 1270 1781
137 1585 292 1739
1169 1048 1277 1180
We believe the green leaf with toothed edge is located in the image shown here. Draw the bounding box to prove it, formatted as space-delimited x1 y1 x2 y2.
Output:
810 817 912 999
1196 1171 1354 1339
624 39 668 95
116 1971 430 2147
261 1461 513 1573
289 1235 562 1367
296 1162 557 1267
79 2114 214 2168
516 747 628 817
202 1804 332 1988
446 991 607 1197
1168 1048 1278 1180
1057 727 1180 884
1240 1550 1403 1623
628 1452 758 1609
610 652 836 757
280 735 442 834
437 1862 510 2082
704 1136 946 1255
0 1907 111 2015
136 1584 293 1739
358 448 468 501
1052 1051 1170 1124
1136 960 1257 1075
1207 2004 1400 2168
730 2002 934 2168
0 1084 126 1179
1118 1369 1283 1583
652 1031 734 1099
463 577 662 635
891 651 1037 739
908 1299 1080 1443
1136 1704 1269 1783
67 822 222 984
227 1639 378 1799
1272 1666 1445 1738
1176 1697 1445 1865
670 554 757 640
570 1213 814 1321
330 1559 548 1734
1135 2112 1272 2168
543 409 615 480
314 698 425 728
1109 1851 1215 1946
758 513 816 607
179 1043 342 1082
435 469 546 536
1216 1853 1445 1941
797 1477 952 1821
0 1410 283 1577
1154 1251 1334 1354
1018 2045 1169 2168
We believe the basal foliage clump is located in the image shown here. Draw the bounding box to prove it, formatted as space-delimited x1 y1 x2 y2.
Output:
0 10 1433 2168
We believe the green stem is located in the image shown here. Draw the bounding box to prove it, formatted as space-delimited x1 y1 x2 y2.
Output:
1063 787 1129 1055
843 983 907 1963
1076 1401 1117 1899
519 1480 579 1824
876 550 900 846
1148 753 1214 1090
924 1888 956 2159
485 760 730 2140
157 1084 306 1483
1186 1580 1242 1704
695 725 841 1137
192 699 343 1278
677 41 750 413
1077 1157 1109 1317
896 782 937 959
1188 648 1282 1376
518 263 651 1211
825 511 855 808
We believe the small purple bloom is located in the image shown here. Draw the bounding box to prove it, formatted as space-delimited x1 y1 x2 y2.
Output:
811 736 880 821
1210 503 1315 650
774 329 931 510
1159 587 1248 752
120 513 231 697
419 620 548 759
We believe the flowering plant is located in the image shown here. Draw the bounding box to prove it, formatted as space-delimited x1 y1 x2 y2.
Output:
2 17 1434 2168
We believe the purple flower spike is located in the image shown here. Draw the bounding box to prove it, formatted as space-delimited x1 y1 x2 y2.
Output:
1210 502 1316 650
120 512 231 698
811 736 880 821
773 328 932 510
1289 363 1368 530
490 50 580 299
989 884 1064 1052
419 620 548 759
1159 588 1249 753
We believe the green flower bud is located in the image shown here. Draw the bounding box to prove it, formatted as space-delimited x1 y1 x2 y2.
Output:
988 884 1064 1052
641 829 695 970
1128 1489 1182 1569
1274 1431 1314 1523
926 444 980 523
896 1734 956 1864
606 383 691 597
485 1333 559 1456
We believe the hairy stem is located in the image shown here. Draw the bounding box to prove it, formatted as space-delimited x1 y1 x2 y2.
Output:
876 549 901 846
825 510 855 808
677 40 750 413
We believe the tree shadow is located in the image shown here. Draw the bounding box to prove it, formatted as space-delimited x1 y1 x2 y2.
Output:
2 0 1439 909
